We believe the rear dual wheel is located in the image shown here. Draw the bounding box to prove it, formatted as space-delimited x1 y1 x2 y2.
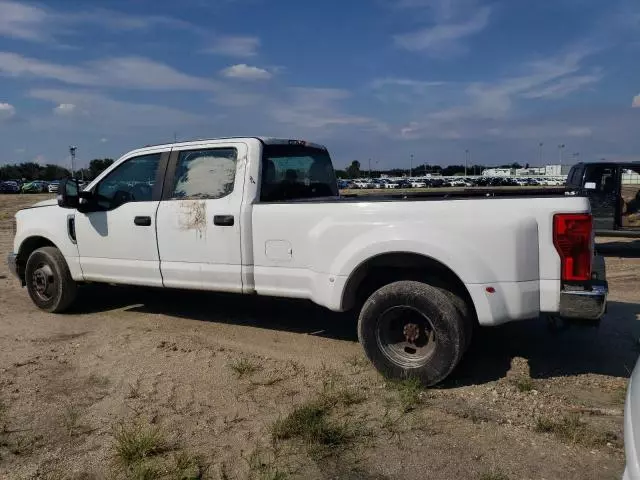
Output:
358 281 471 386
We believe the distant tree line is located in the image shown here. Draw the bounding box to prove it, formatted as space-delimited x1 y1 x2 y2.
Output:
0 158 115 181
335 160 528 178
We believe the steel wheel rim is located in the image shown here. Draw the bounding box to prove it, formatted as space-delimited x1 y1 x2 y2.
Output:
31 262 56 302
375 305 436 368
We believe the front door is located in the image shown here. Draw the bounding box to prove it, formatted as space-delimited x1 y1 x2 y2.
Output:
74 150 168 286
155 143 246 291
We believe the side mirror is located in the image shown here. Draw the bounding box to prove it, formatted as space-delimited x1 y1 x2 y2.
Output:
584 182 597 190
57 178 80 209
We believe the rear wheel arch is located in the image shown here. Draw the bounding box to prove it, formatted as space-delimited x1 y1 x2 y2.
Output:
340 252 476 318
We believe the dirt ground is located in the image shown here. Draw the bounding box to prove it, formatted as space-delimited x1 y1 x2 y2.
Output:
1 194 639 480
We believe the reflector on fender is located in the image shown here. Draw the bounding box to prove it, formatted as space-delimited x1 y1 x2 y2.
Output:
553 213 593 282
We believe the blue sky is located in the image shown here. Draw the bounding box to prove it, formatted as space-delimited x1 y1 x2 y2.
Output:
0 0 639 170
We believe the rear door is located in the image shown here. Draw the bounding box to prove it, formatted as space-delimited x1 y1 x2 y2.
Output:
155 142 247 291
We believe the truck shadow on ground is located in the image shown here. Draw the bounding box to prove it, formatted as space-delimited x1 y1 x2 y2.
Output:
72 286 640 385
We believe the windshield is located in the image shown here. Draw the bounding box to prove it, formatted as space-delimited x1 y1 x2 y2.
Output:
260 144 338 202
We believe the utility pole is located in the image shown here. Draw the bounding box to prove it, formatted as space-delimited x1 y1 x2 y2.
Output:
558 144 565 173
465 149 470 176
538 142 543 166
368 158 372 178
69 145 77 178
410 154 413 178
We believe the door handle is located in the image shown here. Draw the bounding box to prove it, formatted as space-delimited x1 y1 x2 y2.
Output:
134 216 152 226
213 215 234 226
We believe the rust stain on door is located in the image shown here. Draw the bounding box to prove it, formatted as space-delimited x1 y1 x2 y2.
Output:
179 200 207 238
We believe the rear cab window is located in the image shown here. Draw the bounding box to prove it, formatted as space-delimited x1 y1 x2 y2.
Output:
260 143 338 202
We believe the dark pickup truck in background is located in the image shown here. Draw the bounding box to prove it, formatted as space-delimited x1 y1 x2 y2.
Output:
567 162 640 237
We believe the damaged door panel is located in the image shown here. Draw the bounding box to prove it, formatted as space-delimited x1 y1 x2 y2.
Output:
155 143 246 291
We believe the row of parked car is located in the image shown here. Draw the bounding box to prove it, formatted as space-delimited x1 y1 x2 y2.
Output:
339 176 566 189
0 180 64 194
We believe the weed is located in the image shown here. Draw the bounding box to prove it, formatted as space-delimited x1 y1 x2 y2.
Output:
479 471 509 480
511 376 534 393
613 385 628 405
128 378 142 399
345 354 369 372
113 422 169 466
251 374 285 387
271 401 350 447
173 451 206 479
323 387 366 407
87 373 110 388
229 358 262 378
388 377 424 412
247 446 289 480
534 414 618 448
62 405 82 436
319 365 344 393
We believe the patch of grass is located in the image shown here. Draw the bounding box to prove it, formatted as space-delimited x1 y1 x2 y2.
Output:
271 401 350 448
113 422 169 466
229 357 262 378
534 414 618 448
319 365 344 393
479 471 509 480
388 377 424 412
127 462 161 480
87 373 110 388
511 376 534 393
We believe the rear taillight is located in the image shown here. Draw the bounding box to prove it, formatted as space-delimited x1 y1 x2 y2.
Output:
553 213 593 282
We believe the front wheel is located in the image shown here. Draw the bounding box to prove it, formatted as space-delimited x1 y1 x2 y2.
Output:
357 281 469 386
25 246 77 313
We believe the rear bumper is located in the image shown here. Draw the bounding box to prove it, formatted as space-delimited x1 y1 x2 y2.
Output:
7 253 19 279
559 282 608 320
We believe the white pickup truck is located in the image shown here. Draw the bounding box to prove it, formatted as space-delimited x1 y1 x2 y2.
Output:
7 137 608 385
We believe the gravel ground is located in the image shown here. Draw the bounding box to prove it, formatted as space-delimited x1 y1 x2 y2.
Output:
0 194 637 480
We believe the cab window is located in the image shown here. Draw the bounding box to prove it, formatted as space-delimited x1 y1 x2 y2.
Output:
94 153 161 210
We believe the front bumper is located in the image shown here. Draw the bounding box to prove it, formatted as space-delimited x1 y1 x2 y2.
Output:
7 253 19 280
559 282 608 320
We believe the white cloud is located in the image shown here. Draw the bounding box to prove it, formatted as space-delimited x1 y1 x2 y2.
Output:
270 88 376 129
394 6 491 56
204 35 260 57
0 102 16 119
53 103 76 114
567 126 593 137
633 94 640 108
220 64 272 80
522 73 603 99
0 1 50 42
0 1 191 43
100 137 108 143
29 89 204 129
0 52 219 90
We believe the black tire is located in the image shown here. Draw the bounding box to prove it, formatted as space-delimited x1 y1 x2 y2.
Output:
357 280 468 386
25 246 77 313
438 287 474 351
